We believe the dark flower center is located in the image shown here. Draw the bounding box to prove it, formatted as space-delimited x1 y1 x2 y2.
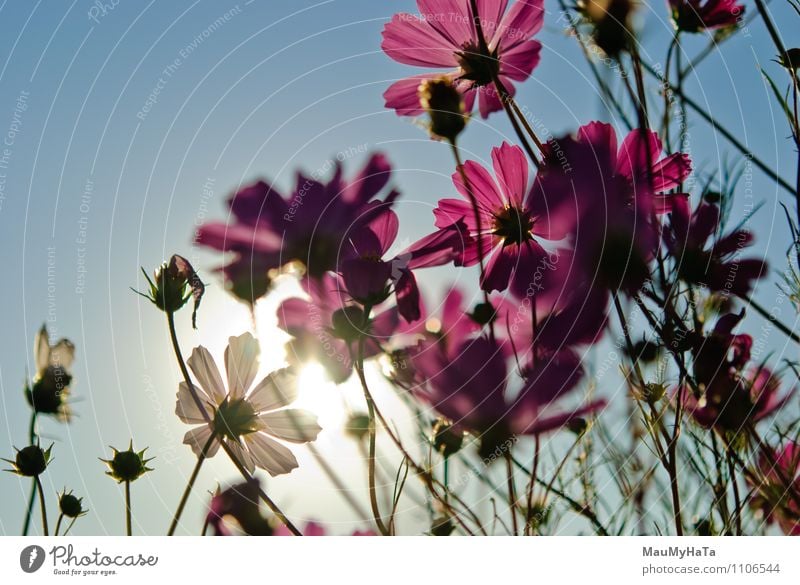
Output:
214 398 259 441
456 42 500 87
493 206 533 246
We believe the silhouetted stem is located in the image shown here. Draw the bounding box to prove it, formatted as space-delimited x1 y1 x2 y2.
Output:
35 476 48 536
168 432 215 536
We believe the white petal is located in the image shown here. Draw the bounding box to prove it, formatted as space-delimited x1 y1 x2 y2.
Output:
226 439 256 474
183 426 220 457
245 433 299 477
225 333 260 400
187 346 227 403
258 410 321 443
49 339 75 371
35 325 50 374
248 368 299 412
175 382 212 424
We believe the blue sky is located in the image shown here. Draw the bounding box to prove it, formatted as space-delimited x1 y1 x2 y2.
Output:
0 0 798 535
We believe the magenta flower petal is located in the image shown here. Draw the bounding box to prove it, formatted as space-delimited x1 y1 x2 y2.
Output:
452 158 506 211
491 142 528 207
384 74 442 116
499 40 542 81
381 13 459 68
616 128 661 181
493 0 545 52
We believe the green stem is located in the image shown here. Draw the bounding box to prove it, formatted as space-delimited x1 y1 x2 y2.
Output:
54 513 64 537
35 476 48 536
167 433 215 536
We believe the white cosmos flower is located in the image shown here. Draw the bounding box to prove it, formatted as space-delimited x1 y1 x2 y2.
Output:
176 332 321 477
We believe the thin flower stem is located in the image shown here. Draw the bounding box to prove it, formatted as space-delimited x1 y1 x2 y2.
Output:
507 454 610 535
62 517 77 536
355 331 390 536
524 433 540 535
165 311 302 536
642 60 795 194
613 293 683 535
35 476 48 536
125 481 132 536
505 453 519 535
727 452 743 536
350 344 484 534
308 443 370 520
54 513 64 537
167 432 215 536
739 294 800 344
22 412 38 536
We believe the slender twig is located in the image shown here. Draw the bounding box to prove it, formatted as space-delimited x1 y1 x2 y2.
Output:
54 513 64 537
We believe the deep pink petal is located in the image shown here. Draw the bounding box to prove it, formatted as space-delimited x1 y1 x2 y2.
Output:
491 141 528 206
617 129 662 181
381 14 459 68
434 197 486 230
651 152 692 192
493 0 544 51
499 40 541 81
452 158 505 211
577 121 618 171
416 0 475 48
481 245 516 292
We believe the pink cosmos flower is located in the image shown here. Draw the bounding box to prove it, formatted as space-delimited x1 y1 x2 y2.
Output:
412 335 604 459
664 199 767 297
382 0 545 119
748 441 800 536
681 311 793 432
277 274 400 383
682 365 795 432
340 209 469 322
669 0 743 33
433 142 576 294
539 122 689 292
196 154 398 293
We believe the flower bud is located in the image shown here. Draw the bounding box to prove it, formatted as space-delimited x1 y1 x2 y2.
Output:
330 306 367 342
138 254 205 328
59 490 87 518
470 301 497 326
102 441 153 483
566 417 589 436
432 420 464 457
345 413 371 441
419 77 467 142
778 48 800 71
579 0 636 57
430 515 455 536
4 444 52 477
